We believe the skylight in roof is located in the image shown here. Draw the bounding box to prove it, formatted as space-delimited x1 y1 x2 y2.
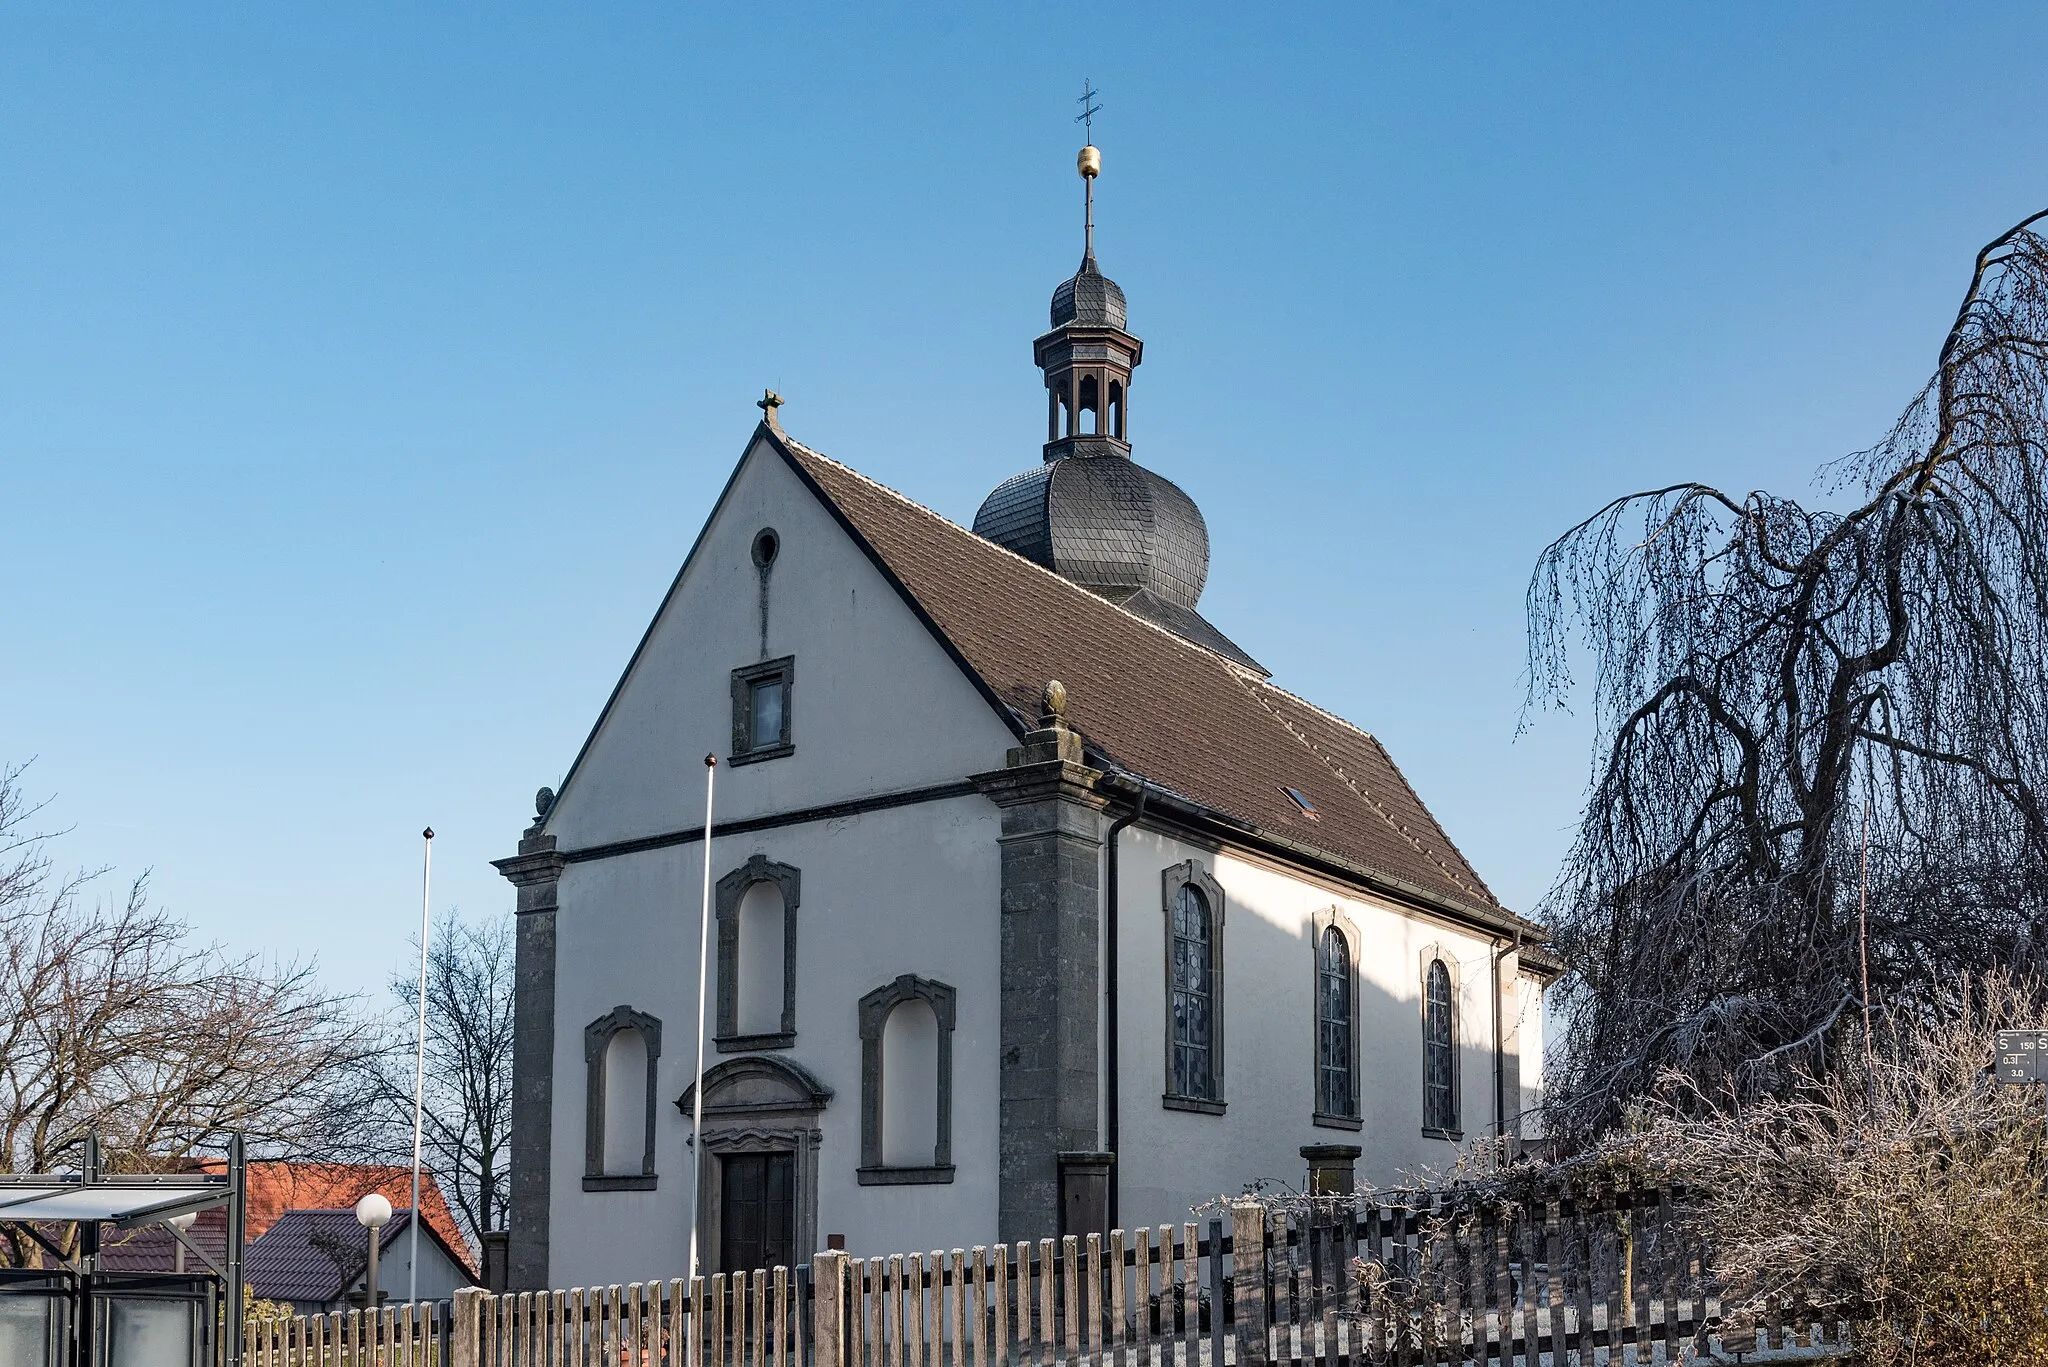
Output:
1282 787 1318 818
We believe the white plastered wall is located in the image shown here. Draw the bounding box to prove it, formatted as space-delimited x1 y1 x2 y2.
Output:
1515 970 1547 1139
341 1229 472 1310
1113 828 1541 1228
540 437 1015 1287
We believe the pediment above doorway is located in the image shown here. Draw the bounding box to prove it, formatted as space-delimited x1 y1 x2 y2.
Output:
676 1055 833 1119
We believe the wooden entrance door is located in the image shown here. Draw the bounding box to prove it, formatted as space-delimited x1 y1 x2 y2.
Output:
719 1151 796 1272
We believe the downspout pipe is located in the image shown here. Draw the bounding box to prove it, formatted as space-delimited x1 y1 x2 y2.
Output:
1492 929 1522 1148
1102 780 1149 1232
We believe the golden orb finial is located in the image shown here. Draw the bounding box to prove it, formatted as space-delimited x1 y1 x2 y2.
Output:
1078 145 1101 179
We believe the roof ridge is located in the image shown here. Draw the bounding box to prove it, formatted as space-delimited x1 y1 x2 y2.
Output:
779 432 1271 680
1230 670 1492 907
1356 729 1505 910
1251 677 1378 742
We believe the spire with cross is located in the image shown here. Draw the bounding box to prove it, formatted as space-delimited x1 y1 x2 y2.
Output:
1075 81 1103 263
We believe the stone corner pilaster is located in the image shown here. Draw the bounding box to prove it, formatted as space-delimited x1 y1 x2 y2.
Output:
494 818 563 1291
974 687 1112 1243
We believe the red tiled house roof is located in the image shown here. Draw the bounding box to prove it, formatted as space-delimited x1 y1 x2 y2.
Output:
116 1161 483 1279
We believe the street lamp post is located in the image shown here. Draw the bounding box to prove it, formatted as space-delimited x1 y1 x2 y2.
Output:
354 1193 393 1311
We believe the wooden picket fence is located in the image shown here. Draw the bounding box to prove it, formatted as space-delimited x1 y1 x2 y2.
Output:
244 1301 445 1366
242 1184 1858 1366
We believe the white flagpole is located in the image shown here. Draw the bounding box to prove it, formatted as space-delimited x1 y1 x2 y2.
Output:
687 755 718 1279
409 827 434 1303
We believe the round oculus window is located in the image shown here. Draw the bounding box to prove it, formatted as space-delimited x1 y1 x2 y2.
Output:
751 528 780 568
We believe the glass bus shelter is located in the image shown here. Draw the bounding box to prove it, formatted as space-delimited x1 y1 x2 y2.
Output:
0 1133 247 1367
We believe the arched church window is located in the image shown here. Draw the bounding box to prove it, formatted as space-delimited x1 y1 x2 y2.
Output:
1317 925 1355 1120
584 1005 662 1190
715 856 800 1050
1079 374 1100 435
1422 956 1459 1136
1162 862 1226 1112
857 975 957 1184
1108 379 1124 439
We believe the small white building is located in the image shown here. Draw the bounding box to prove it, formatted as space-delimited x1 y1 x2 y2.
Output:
496 149 1556 1292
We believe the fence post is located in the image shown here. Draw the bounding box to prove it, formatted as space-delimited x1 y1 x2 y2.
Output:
1230 1201 1267 1367
813 1250 846 1367
451 1286 486 1367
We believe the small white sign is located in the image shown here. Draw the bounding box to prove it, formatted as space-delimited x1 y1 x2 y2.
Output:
1995 1029 2048 1084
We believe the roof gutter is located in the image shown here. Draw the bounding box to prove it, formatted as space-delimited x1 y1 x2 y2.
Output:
1093 768 1554 963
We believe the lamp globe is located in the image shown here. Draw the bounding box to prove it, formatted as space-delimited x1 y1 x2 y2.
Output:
354 1193 393 1229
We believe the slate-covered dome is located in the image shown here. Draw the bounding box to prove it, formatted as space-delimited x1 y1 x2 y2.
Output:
973 449 1209 609
1050 256 1127 330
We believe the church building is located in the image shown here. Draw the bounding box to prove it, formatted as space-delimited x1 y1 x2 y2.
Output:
495 143 1556 1292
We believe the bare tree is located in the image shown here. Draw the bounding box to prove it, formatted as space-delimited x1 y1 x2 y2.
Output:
0 763 374 1262
1525 208 2048 1140
351 913 515 1250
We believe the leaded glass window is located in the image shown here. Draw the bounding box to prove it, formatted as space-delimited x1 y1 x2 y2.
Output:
1423 958 1457 1133
1171 885 1214 1100
1317 926 1354 1117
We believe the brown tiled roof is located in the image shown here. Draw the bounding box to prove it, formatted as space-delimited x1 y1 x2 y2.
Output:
773 429 1519 925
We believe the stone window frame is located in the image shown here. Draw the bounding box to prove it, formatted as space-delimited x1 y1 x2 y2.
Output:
715 855 801 1052
676 1055 832 1275
584 1005 663 1191
1311 907 1364 1131
1419 944 1462 1140
730 657 796 765
1161 861 1227 1115
856 974 957 1185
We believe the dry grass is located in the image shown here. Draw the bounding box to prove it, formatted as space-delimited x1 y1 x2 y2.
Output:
1604 973 2048 1365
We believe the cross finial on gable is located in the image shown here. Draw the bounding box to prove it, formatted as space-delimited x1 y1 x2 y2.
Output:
758 389 784 428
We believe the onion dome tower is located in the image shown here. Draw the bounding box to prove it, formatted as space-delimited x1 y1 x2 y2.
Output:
973 141 1264 674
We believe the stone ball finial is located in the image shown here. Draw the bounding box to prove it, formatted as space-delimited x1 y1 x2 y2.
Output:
1042 679 1068 722
535 786 556 819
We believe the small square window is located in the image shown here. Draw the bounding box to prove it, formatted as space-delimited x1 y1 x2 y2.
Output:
731 658 795 765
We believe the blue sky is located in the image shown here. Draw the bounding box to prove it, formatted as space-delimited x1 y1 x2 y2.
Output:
5 4 2045 996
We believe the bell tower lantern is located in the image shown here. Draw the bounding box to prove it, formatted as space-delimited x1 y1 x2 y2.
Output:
1036 142 1143 460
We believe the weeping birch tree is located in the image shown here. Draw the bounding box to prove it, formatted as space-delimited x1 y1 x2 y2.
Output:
1526 208 2048 1142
